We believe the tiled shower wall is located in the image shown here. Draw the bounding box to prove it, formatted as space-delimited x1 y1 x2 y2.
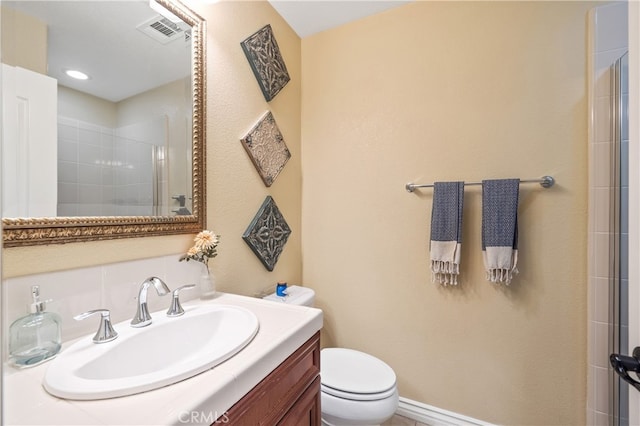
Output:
57 117 162 217
588 2 628 425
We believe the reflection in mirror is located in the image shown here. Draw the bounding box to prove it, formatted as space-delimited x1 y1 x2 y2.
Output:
1 0 206 246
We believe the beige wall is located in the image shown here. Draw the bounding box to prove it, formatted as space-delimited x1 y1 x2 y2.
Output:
2 1 303 299
2 0 600 423
58 86 118 127
301 2 592 425
0 6 47 74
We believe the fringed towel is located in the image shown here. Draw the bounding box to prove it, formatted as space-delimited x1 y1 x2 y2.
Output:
482 179 520 285
430 181 464 285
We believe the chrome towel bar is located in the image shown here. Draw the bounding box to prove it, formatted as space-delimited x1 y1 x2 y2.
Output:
405 175 555 193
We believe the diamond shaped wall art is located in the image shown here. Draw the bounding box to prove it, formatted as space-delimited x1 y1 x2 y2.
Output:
241 24 290 102
241 111 291 187
242 196 291 271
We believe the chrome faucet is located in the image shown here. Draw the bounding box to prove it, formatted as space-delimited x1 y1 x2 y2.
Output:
74 309 118 343
131 276 171 328
166 284 196 317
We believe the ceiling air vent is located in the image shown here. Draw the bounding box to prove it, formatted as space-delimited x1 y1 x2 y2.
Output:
137 16 185 44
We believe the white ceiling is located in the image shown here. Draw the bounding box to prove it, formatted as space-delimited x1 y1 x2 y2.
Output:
3 1 409 102
269 0 411 38
4 0 191 103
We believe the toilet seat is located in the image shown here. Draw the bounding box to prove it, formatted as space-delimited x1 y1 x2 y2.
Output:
321 383 397 401
321 348 397 401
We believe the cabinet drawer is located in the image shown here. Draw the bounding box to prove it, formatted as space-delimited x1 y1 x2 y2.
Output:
224 332 320 425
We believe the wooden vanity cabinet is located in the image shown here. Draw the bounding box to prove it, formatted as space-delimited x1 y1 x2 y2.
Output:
222 332 321 425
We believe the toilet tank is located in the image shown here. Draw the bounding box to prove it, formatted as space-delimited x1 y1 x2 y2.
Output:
262 285 315 307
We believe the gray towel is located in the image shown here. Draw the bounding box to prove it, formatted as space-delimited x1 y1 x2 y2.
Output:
430 182 464 285
482 179 520 284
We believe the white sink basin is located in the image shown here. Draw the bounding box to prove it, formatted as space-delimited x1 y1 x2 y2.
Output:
43 303 259 400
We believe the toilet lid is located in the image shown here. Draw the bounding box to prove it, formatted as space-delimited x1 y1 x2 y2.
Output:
321 348 396 396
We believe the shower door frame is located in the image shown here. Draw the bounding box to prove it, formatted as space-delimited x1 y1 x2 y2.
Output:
609 50 629 426
627 3 640 424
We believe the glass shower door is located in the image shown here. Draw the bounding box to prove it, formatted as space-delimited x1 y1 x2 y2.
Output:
609 51 629 426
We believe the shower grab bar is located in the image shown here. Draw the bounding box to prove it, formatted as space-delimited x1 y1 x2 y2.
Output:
405 175 555 193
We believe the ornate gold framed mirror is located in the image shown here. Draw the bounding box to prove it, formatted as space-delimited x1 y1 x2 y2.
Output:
1 0 206 247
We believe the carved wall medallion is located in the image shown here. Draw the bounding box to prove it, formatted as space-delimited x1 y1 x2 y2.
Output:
242 196 291 271
241 111 290 187
241 24 290 102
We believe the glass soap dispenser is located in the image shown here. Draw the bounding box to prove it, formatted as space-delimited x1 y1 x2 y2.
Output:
9 285 62 367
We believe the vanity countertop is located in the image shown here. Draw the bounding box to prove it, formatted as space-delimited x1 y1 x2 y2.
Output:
4 292 323 425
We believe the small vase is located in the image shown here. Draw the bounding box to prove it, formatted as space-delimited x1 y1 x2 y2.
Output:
199 263 216 299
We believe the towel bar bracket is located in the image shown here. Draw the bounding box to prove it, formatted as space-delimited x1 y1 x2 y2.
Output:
405 175 555 193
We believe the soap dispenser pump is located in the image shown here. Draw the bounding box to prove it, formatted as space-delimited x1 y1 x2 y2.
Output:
9 285 62 367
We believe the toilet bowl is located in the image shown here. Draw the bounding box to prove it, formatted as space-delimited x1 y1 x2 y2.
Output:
263 285 399 425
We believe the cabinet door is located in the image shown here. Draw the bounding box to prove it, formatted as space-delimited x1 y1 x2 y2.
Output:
277 376 321 426
223 332 320 425
1 64 58 217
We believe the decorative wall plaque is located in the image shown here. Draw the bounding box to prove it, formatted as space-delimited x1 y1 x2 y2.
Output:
241 111 291 187
242 196 291 271
241 24 290 102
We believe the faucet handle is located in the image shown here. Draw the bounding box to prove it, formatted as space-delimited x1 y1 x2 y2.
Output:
74 309 118 343
166 284 196 317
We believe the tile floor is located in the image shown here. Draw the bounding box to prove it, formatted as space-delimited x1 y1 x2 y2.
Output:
382 414 429 426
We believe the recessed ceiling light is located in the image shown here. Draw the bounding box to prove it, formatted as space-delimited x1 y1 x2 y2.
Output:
65 69 90 80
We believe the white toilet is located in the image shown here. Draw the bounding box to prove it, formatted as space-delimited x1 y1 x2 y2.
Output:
263 285 399 426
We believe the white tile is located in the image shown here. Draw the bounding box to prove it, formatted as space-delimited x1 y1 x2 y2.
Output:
58 123 78 141
594 277 610 323
595 411 609 426
586 408 594 425
165 256 203 303
4 368 104 425
593 143 612 188
595 96 612 143
594 65 611 99
588 365 596 409
78 184 102 204
76 204 102 217
57 116 77 127
595 322 609 368
58 139 78 163
57 203 78 216
78 164 102 185
589 319 596 366
58 161 78 184
102 257 169 321
595 366 610 414
58 182 78 204
78 143 102 165
594 232 611 278
5 268 103 342
594 187 610 233
594 2 628 53
100 166 114 187
78 128 101 146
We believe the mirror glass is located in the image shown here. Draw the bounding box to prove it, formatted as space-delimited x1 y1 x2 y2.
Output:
1 0 206 246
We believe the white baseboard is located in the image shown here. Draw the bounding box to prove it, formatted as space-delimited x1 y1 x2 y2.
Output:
396 397 495 426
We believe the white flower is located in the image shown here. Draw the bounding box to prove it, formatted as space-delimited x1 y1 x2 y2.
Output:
194 230 218 250
180 230 220 265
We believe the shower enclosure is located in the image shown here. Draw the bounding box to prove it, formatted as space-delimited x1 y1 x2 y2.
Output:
609 51 629 426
